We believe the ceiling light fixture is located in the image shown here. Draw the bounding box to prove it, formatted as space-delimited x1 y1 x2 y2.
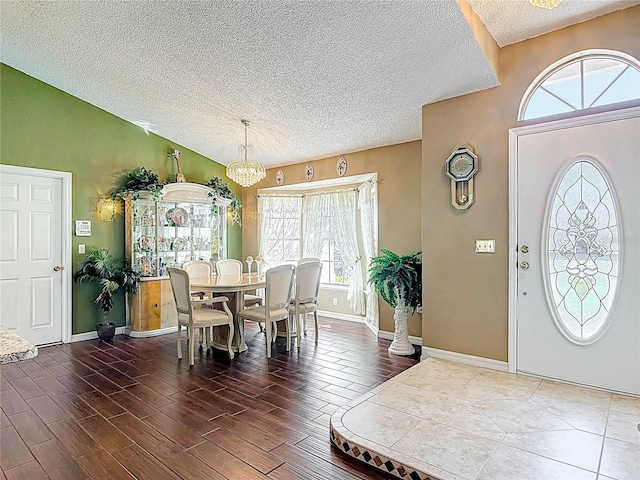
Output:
226 119 266 188
529 0 563 9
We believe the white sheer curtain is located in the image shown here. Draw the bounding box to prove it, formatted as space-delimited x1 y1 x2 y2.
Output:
257 194 302 266
358 180 379 328
302 189 364 314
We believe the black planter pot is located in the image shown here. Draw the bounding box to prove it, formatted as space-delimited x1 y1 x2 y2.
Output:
96 322 116 342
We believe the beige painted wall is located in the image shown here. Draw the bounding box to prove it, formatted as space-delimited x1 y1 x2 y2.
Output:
242 140 423 336
422 7 640 361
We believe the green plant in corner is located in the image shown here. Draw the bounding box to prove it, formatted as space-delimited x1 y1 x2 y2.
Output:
111 166 168 200
74 248 141 341
204 176 242 225
368 249 421 355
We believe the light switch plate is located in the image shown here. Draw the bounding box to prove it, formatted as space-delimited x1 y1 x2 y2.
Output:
475 239 495 253
78 244 86 254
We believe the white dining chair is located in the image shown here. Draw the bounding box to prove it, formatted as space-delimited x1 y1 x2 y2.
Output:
237 264 295 358
216 259 263 307
167 267 234 365
298 257 321 265
182 260 213 348
289 260 323 346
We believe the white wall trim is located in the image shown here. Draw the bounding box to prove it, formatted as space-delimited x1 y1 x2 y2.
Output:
0 164 73 344
71 326 126 342
422 346 508 371
365 321 379 337
122 326 177 338
318 310 365 323
378 329 422 346
71 325 179 342
507 106 640 375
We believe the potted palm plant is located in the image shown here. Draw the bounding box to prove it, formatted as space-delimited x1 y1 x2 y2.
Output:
368 249 422 355
74 248 141 341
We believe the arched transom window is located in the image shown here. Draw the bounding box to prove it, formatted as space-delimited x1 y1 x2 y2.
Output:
519 50 640 121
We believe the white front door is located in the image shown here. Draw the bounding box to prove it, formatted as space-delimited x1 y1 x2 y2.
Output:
0 166 71 345
512 108 639 395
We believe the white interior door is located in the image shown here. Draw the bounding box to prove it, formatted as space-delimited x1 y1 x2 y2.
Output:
0 167 71 345
513 108 639 395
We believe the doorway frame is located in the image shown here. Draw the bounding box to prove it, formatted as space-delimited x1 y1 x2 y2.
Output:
0 164 73 344
507 106 640 374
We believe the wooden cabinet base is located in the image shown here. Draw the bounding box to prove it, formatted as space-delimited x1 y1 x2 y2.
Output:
129 279 177 332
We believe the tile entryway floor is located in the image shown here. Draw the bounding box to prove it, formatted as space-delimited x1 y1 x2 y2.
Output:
330 358 639 480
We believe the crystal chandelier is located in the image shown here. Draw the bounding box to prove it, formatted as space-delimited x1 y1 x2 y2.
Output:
529 0 562 9
226 119 266 187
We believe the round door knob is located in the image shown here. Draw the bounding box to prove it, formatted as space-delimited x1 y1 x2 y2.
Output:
521 245 529 253
53 266 62 271
519 261 530 270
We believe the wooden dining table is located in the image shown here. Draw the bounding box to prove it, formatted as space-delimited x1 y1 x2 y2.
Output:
190 273 266 353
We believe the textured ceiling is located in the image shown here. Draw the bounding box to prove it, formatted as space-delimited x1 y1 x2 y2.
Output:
467 0 638 47
1 1 636 169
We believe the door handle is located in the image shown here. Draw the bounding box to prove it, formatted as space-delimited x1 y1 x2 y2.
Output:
53 266 62 272
519 261 530 270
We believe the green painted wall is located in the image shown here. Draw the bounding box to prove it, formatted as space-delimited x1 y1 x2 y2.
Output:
0 63 242 334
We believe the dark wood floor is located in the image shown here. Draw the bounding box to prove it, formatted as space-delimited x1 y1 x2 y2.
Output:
0 317 420 479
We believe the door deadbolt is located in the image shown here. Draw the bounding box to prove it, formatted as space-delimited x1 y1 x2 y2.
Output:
519 261 530 270
521 245 529 253
53 266 62 271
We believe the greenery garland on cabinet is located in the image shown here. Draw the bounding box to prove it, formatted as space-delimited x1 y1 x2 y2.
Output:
108 167 242 225
110 167 168 200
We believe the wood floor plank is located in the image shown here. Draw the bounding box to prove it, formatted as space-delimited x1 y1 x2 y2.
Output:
124 383 174 409
0 318 416 480
111 444 181 480
204 428 284 474
25 395 68 424
7 411 54 446
270 441 364 480
142 412 204 449
83 372 123 395
28 438 87 480
76 450 136 480
157 402 218 436
0 426 34 470
2 460 48 480
48 417 102 458
77 414 134 453
206 414 286 452
31 374 69 397
109 389 158 418
51 392 98 420
6 377 46 400
81 390 127 419
189 439 269 479
0 390 30 416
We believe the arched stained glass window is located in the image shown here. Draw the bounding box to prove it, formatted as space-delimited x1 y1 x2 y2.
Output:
519 50 640 121
544 159 620 344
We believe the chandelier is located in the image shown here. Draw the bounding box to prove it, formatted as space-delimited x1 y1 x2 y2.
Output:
529 0 562 9
226 119 266 187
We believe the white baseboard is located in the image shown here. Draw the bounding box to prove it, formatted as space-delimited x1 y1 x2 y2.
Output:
377 329 422 346
317 310 365 323
421 346 508 371
70 326 127 343
365 322 379 337
122 326 176 338
71 325 177 342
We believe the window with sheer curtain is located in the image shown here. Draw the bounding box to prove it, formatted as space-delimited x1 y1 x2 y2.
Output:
257 195 302 265
258 182 375 317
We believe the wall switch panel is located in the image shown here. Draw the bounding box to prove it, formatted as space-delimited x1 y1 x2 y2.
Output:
78 244 86 254
475 239 495 253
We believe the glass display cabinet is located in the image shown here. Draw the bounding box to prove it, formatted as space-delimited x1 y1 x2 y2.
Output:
124 183 231 334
